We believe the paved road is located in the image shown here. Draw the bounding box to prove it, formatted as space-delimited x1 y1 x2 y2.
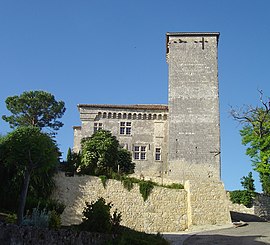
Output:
164 222 270 245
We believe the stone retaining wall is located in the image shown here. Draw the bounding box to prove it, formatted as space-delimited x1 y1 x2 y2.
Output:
254 194 270 220
53 173 232 232
53 173 188 232
227 193 270 220
0 222 111 245
185 180 231 227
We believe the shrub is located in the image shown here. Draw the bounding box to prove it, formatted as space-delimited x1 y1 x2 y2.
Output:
80 197 121 233
139 181 154 201
25 198 65 215
122 178 134 191
99 175 108 188
229 190 254 208
49 210 61 229
110 172 122 180
163 183 184 189
6 213 17 224
22 206 50 228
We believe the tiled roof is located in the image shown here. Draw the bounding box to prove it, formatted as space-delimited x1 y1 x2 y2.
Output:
78 104 168 111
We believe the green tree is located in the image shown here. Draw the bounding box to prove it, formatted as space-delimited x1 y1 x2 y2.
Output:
231 90 270 194
80 130 135 176
117 148 135 174
80 130 119 175
61 147 81 174
241 172 256 193
2 90 66 134
0 127 60 225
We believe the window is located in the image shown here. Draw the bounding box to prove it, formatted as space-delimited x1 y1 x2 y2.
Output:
155 148 161 161
119 122 131 135
94 123 103 133
134 146 146 160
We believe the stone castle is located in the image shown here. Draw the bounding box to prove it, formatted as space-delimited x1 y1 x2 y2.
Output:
54 33 270 232
73 32 221 183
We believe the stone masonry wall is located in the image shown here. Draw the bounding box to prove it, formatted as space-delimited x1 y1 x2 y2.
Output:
254 194 270 220
53 173 232 232
74 105 169 179
227 193 270 221
226 192 255 215
0 222 111 245
167 33 221 182
53 173 188 232
185 180 231 227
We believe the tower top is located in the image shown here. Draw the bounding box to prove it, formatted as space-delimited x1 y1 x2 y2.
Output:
166 32 220 54
166 32 220 38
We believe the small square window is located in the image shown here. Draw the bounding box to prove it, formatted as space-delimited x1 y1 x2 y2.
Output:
134 146 140 152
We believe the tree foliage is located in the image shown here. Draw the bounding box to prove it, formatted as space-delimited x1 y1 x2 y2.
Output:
80 197 121 233
229 190 254 208
241 172 256 193
0 126 60 224
117 148 135 174
2 90 66 134
80 130 135 176
231 90 270 194
61 147 81 173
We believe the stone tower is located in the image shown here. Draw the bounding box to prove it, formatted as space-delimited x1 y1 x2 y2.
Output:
166 32 220 181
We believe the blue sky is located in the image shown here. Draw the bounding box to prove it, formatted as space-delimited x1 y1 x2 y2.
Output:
0 0 269 192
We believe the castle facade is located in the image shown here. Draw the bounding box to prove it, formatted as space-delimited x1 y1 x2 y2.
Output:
73 32 220 182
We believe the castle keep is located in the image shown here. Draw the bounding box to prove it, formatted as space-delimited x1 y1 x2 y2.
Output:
73 32 220 183
57 32 233 231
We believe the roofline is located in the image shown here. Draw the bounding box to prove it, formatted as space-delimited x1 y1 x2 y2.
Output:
166 32 220 38
166 32 220 54
77 104 168 111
